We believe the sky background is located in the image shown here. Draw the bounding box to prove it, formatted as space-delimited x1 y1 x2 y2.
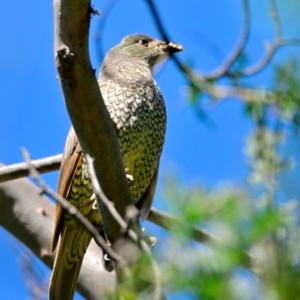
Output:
0 0 299 299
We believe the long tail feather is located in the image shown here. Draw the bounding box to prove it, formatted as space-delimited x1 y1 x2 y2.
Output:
49 227 91 300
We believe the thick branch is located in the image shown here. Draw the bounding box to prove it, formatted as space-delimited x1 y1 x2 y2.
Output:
54 0 133 243
0 175 115 299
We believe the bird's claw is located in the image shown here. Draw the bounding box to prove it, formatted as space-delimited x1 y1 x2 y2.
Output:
125 168 135 188
142 229 157 249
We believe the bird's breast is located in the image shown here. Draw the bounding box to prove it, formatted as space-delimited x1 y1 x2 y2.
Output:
100 79 166 203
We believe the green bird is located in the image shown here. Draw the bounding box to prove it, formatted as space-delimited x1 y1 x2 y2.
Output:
49 34 182 300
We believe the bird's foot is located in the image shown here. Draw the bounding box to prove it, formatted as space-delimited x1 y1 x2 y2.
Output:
102 253 114 272
102 240 114 272
90 194 98 210
125 168 135 188
142 228 157 249
145 235 157 249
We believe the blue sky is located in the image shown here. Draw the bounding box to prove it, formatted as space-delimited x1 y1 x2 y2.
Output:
0 0 299 299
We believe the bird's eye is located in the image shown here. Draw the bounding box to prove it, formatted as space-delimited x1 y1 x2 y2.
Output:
139 39 149 47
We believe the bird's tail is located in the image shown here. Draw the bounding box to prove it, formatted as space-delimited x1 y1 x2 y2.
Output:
49 227 92 300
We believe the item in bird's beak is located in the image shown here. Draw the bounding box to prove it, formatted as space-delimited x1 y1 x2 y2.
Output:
168 42 183 53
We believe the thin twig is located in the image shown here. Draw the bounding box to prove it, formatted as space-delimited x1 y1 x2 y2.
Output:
240 38 300 76
85 155 128 231
205 0 250 79
144 0 250 80
86 154 153 251
21 148 125 265
0 154 62 183
219 0 300 77
145 0 300 87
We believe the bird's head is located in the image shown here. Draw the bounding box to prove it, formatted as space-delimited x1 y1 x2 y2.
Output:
107 34 183 69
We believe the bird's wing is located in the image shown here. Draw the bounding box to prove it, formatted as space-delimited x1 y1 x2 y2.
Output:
136 162 160 221
50 127 83 252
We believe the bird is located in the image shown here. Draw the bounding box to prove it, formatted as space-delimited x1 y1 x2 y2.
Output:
49 34 182 300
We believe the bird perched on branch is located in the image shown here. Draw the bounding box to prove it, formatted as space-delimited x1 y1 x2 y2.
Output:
49 34 182 300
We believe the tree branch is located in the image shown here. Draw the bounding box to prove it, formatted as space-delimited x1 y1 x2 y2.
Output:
0 158 253 278
203 0 250 79
235 0 300 76
0 153 253 270
0 154 62 183
239 38 300 76
147 208 214 244
54 0 133 244
0 154 218 246
145 0 300 98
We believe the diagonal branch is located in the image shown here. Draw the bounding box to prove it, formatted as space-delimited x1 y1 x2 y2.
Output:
54 0 133 244
86 154 165 300
54 2 164 297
